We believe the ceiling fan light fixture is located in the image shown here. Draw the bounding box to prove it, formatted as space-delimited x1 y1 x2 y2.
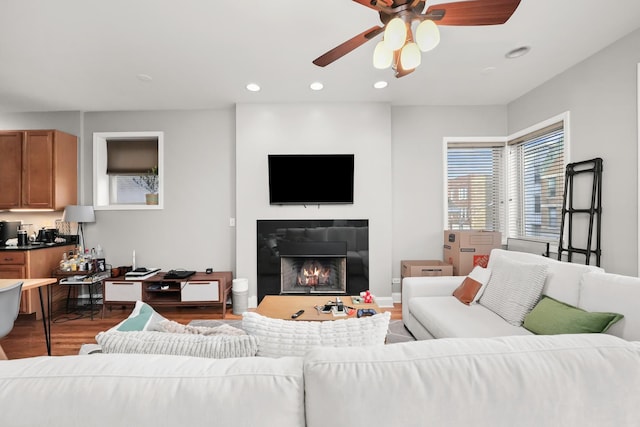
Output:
400 42 421 70
383 17 407 51
415 20 440 52
373 41 393 69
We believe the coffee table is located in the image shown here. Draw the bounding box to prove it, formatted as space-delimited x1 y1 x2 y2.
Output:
256 295 381 321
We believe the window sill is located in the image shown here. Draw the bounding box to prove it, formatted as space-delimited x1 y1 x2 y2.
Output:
94 203 163 211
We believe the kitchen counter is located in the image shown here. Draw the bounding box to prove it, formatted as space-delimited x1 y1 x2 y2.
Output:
0 243 76 319
0 242 75 251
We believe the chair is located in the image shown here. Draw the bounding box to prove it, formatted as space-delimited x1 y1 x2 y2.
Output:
0 281 23 360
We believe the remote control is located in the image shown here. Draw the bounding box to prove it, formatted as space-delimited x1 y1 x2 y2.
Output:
291 309 304 319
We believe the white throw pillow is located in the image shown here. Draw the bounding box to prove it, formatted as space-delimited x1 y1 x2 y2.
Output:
96 330 259 358
479 258 548 326
242 311 391 358
470 266 492 303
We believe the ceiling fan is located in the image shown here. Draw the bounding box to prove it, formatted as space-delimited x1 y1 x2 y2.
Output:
313 0 522 78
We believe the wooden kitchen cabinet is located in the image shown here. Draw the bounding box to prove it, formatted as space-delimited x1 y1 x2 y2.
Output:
0 245 75 319
0 129 77 210
0 132 23 209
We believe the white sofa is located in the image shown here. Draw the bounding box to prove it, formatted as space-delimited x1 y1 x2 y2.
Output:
403 248 640 341
0 333 639 426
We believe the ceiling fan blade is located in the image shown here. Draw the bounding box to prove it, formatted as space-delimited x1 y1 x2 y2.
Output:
352 0 380 11
425 0 521 26
353 0 400 11
313 25 384 67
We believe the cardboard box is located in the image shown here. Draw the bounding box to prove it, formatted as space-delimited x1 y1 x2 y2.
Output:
443 230 502 276
401 260 453 278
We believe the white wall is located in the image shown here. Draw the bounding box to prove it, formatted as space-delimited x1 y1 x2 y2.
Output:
508 28 640 275
81 110 236 271
3 28 639 288
235 103 393 306
390 105 507 295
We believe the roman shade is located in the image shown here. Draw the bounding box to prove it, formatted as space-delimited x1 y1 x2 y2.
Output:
106 139 158 174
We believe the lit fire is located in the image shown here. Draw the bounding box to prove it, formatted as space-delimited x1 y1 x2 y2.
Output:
297 260 331 287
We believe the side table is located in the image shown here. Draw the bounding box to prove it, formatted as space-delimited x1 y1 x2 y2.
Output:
58 271 111 320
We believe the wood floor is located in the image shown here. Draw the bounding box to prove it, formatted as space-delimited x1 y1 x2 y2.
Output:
1 303 403 359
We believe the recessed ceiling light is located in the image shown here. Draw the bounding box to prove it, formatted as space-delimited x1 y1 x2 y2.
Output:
246 83 261 92
505 46 531 59
136 74 153 82
310 82 324 91
373 81 388 89
481 66 497 74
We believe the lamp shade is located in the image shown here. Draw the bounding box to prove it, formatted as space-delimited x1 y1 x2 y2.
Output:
62 205 96 223
373 41 393 69
415 20 440 52
400 42 421 70
383 17 407 51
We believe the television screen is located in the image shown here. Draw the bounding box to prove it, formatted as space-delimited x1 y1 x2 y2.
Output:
268 154 354 205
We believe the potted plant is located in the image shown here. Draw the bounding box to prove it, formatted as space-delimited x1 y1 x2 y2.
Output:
133 166 159 205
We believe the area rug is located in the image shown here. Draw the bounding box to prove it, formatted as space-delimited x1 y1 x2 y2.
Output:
188 319 415 344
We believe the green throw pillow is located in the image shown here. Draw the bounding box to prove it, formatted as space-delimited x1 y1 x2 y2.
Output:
523 296 623 335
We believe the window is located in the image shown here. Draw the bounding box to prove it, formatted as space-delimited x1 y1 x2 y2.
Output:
507 121 565 241
93 131 164 210
445 114 567 244
446 141 504 231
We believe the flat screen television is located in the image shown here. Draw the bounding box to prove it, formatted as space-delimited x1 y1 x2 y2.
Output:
268 154 354 205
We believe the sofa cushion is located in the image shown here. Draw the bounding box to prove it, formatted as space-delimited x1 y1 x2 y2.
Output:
0 353 305 427
303 334 640 427
408 296 533 338
578 271 640 341
452 266 492 305
242 311 390 357
487 249 603 306
479 257 547 326
96 330 259 358
523 296 623 335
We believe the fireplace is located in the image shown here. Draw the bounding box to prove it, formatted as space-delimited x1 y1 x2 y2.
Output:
257 219 368 303
279 241 347 294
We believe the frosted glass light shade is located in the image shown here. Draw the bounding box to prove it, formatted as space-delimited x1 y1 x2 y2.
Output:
373 41 393 69
400 42 421 70
383 18 407 51
415 20 440 52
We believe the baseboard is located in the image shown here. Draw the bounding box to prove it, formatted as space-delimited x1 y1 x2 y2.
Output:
375 296 394 308
392 292 402 304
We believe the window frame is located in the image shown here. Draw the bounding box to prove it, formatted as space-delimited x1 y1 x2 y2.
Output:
93 131 164 211
443 112 570 245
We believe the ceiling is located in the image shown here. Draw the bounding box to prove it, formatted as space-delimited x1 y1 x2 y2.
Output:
2 0 640 113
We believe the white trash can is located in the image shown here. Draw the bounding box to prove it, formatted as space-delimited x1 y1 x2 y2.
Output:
232 278 249 315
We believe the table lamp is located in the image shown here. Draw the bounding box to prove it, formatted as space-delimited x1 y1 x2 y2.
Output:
62 205 95 251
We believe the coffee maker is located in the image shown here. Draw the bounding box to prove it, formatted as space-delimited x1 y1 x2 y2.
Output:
0 221 20 246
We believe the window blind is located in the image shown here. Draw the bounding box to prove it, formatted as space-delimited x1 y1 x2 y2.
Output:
507 123 564 241
446 141 504 231
106 139 158 174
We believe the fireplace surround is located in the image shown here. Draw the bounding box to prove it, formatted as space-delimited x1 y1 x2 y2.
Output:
257 219 368 303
